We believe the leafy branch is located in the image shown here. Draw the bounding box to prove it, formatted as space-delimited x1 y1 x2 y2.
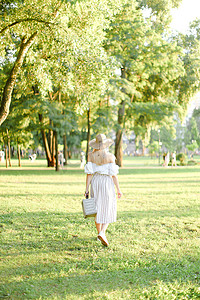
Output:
0 18 68 35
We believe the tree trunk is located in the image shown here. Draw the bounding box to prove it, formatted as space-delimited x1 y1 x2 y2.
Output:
54 130 59 171
48 121 53 155
38 113 54 167
68 151 72 159
11 146 15 158
86 108 91 162
0 32 37 126
5 145 8 168
115 128 123 166
142 142 145 156
52 131 56 166
115 67 126 167
6 129 12 167
63 134 68 165
18 144 21 167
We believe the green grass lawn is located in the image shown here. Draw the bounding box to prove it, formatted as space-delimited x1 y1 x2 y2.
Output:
0 157 200 299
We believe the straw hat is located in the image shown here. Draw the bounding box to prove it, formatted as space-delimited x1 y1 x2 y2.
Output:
89 134 114 150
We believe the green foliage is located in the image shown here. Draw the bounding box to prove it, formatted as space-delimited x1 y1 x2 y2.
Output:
192 108 200 146
1 0 200 165
148 122 176 154
0 95 35 148
92 104 117 134
0 0 120 124
173 21 200 112
176 152 187 166
184 117 200 147
137 0 182 12
66 130 82 153
148 140 159 155
127 103 177 145
173 116 185 153
186 141 199 152
104 0 186 149
160 125 176 151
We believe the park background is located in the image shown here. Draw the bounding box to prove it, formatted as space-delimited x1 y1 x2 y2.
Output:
0 0 200 299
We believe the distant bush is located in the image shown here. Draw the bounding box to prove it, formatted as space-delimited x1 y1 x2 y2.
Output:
187 160 197 166
176 153 187 166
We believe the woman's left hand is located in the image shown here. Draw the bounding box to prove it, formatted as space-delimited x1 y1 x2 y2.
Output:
85 191 89 198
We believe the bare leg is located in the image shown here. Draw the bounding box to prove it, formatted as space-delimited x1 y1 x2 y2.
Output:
95 222 102 234
101 223 109 233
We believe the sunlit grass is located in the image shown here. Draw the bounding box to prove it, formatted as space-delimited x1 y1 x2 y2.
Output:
0 157 200 299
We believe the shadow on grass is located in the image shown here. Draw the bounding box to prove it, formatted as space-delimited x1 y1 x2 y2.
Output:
1 210 200 298
1 256 200 298
0 169 84 176
119 167 200 176
0 193 82 199
1 166 200 177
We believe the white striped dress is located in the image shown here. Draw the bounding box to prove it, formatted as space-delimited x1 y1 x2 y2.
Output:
84 162 119 224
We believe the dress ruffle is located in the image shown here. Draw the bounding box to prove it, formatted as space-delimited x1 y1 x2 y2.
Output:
84 162 119 176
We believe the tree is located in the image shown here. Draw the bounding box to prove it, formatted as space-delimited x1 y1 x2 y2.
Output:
192 107 200 145
173 115 185 153
127 102 178 154
173 20 200 112
186 140 198 155
0 0 117 126
0 0 63 125
0 103 35 167
104 0 184 165
1 0 123 170
184 117 200 147
78 97 116 161
137 0 181 12
148 140 159 157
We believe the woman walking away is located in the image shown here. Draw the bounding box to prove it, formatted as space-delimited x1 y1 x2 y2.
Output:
84 134 122 247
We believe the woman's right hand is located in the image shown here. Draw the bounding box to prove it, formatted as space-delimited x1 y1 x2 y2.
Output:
117 190 122 198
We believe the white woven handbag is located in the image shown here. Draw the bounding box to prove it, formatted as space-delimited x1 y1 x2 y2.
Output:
82 197 97 218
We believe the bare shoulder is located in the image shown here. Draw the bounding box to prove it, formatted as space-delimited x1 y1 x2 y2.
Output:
107 152 115 163
88 152 93 162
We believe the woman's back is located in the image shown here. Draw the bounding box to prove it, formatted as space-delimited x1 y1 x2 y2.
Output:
88 150 114 166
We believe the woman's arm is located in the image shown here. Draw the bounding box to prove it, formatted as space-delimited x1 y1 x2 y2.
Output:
85 174 93 196
112 175 122 198
85 152 93 196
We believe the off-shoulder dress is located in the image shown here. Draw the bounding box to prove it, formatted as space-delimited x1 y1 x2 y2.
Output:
84 161 119 224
